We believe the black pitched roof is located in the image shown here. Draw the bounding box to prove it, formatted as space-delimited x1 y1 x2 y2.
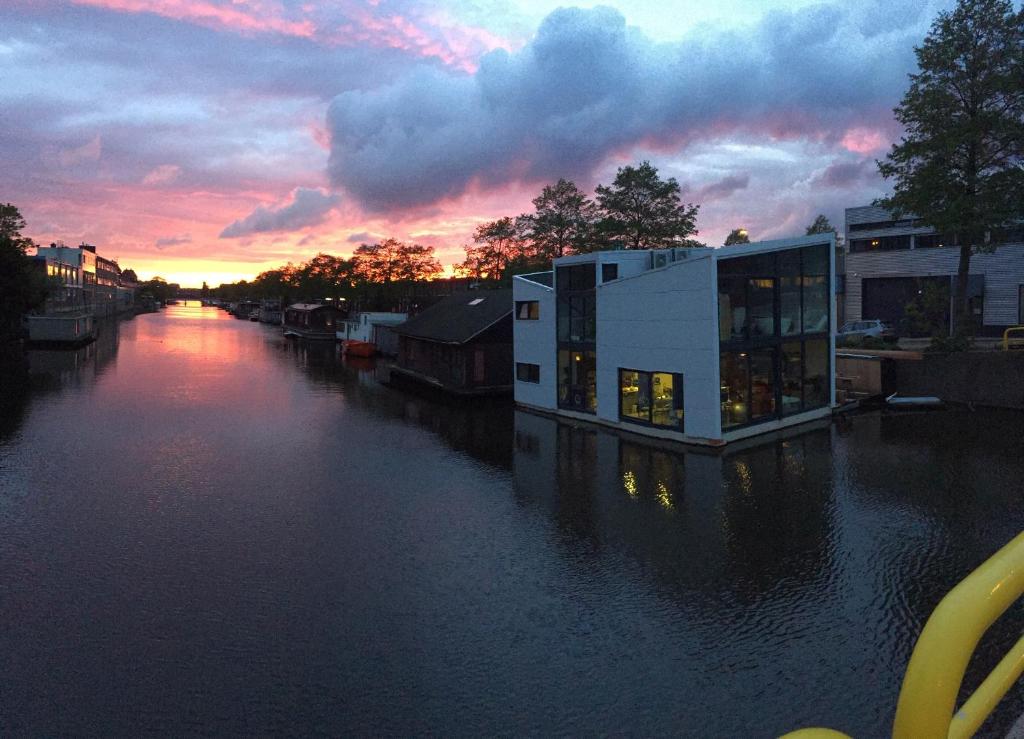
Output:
392 289 513 344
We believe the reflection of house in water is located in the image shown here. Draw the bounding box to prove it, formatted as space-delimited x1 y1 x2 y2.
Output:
512 410 834 598
26 320 121 390
282 337 515 470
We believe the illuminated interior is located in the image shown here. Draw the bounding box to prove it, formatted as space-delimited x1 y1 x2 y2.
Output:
619 370 684 430
717 244 831 430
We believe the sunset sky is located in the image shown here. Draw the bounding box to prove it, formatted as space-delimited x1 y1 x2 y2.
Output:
2 0 953 286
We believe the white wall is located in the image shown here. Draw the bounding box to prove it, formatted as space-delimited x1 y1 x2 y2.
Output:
512 276 557 409
597 255 721 440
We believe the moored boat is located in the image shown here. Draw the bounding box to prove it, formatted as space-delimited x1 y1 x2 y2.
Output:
283 303 342 341
342 340 376 357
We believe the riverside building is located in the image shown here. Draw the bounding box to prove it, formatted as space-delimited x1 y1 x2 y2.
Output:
512 235 836 445
843 205 1024 336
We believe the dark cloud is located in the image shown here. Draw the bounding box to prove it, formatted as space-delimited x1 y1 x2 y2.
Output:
814 159 875 188
346 231 376 243
155 234 192 249
327 3 933 211
220 188 340 238
691 175 750 202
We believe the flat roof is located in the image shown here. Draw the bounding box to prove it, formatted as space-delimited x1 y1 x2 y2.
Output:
712 233 834 260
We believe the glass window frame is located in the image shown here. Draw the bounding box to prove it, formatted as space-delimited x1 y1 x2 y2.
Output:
516 362 540 383
717 244 832 432
618 367 684 431
515 300 539 320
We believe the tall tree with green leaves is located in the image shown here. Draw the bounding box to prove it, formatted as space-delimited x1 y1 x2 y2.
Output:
521 179 597 260
724 228 750 245
460 217 529 281
594 161 700 249
877 0 1024 332
0 203 48 340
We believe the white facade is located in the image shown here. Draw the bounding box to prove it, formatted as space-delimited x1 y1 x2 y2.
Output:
513 236 836 446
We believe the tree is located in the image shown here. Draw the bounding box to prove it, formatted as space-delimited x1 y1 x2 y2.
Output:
353 239 442 285
460 217 529 281
806 214 836 237
724 228 750 245
521 179 597 260
0 204 47 339
299 253 355 301
140 276 172 304
121 268 139 284
594 161 700 249
877 0 1024 333
0 203 34 252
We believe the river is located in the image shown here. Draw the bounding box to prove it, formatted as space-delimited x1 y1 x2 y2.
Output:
1 302 1023 736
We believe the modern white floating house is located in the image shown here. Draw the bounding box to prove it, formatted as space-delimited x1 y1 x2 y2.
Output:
512 235 836 445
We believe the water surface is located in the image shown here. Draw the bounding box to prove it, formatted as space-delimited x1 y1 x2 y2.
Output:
1 303 1022 736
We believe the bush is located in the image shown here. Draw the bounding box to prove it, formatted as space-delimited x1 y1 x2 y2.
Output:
925 332 973 353
838 335 891 350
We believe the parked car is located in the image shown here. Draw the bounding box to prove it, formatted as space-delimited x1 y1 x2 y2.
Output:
838 319 897 343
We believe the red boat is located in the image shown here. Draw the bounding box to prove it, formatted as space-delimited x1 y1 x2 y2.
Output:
342 340 376 358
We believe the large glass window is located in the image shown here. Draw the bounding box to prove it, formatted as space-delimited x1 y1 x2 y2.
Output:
559 350 596 413
718 277 747 341
720 352 750 429
804 339 829 410
718 243 831 430
620 370 650 422
651 372 683 428
748 278 775 337
619 369 684 430
781 342 803 416
750 349 776 420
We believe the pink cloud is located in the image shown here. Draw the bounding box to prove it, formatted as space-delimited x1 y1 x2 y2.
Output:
70 0 513 72
840 127 889 155
72 0 316 38
142 164 181 185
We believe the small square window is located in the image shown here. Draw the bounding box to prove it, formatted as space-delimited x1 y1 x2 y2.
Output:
602 263 619 282
516 362 540 383
516 300 539 320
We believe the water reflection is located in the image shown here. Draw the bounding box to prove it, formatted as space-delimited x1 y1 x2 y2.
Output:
1 304 1023 736
276 337 515 470
513 411 836 599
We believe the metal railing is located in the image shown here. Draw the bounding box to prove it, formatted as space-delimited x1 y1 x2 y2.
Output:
783 531 1024 738
1002 326 1024 351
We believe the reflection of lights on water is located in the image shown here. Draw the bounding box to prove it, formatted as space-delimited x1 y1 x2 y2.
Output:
734 460 753 495
656 481 674 510
622 471 638 497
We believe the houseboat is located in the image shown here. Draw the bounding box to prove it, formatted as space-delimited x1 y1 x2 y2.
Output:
391 290 513 395
25 310 96 347
512 234 836 446
258 300 283 325
283 303 343 341
25 283 97 347
337 311 409 357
